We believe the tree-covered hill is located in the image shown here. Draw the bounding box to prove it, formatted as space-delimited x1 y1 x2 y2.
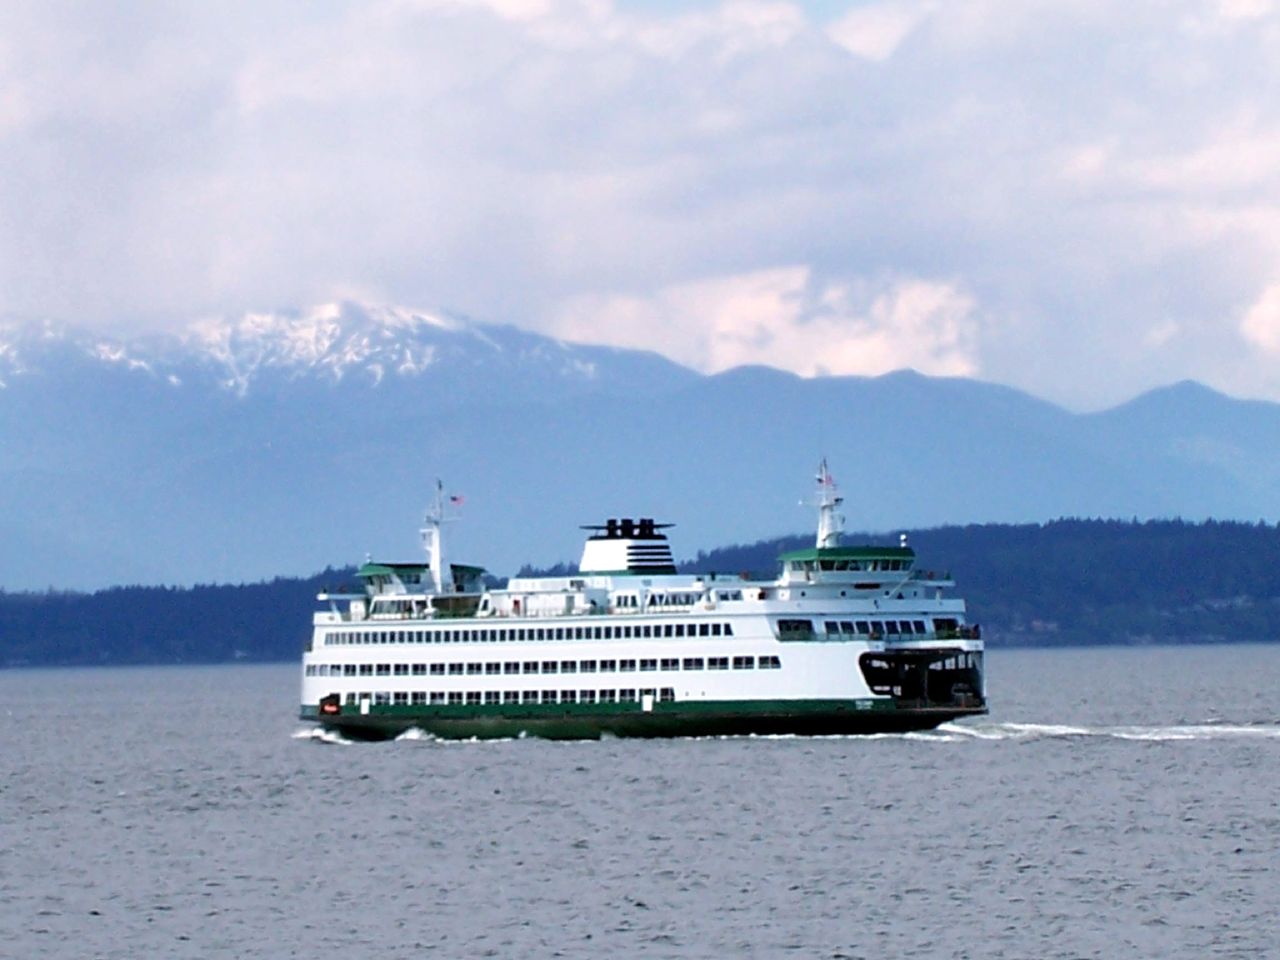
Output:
3 519 1278 667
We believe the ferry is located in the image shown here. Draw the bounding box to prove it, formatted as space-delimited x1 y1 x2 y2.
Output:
299 462 986 739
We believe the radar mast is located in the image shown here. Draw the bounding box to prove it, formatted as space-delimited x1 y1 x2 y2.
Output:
815 458 844 549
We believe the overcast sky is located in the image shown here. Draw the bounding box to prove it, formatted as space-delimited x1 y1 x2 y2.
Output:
4 0 1280 409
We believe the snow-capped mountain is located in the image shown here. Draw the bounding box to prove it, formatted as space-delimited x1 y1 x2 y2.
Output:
3 304 1280 591
0 302 696 399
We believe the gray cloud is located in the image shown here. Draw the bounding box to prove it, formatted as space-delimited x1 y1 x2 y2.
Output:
3 0 1280 408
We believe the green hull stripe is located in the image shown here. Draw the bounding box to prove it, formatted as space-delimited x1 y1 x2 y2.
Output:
300 697 986 741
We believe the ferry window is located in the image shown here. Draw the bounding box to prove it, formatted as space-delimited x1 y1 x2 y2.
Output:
599 690 617 703
555 629 565 640
594 627 603 640
430 692 445 704
674 624 685 637
376 664 391 676
449 663 464 675
448 692 463 705
560 661 577 674
523 661 538 674
304 665 314 676
503 691 519 703
699 624 710 637
659 688 675 702
838 621 853 634
759 656 781 669
542 691 558 704
776 619 813 639
522 691 538 703
885 621 899 635
542 661 558 674
345 693 358 704
724 624 733 636
664 625 674 638
683 657 704 670
821 560 835 571
825 621 839 634
412 664 426 675
485 663 501 675
561 690 577 703
466 692 481 705
914 621 927 633
643 625 653 638
856 621 870 634
640 659 657 672
619 659 637 672
375 692 390 705
359 664 374 676
640 688 656 699
579 690 597 703
711 623 722 636
466 663 482 675
622 626 632 639
899 621 914 634
604 627 613 639
708 657 729 670
394 664 408 676
516 629 525 641
394 692 408 705
344 665 356 676
430 664 445 676
580 660 597 673
619 689 637 702
411 692 426 705
733 656 755 669
599 659 617 672
661 658 679 670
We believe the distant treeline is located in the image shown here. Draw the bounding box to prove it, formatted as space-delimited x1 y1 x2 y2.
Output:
3 520 1278 667
0 570 355 668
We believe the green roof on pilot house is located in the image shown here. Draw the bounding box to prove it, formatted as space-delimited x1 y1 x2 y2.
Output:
778 545 915 563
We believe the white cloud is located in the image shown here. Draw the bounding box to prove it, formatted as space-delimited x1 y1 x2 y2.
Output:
827 2 933 61
1240 283 1280 352
552 267 979 377
4 0 1280 405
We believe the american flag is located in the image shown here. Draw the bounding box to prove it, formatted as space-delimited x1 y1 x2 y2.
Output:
449 494 465 506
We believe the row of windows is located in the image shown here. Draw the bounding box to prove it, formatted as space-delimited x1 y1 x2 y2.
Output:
324 621 735 646
788 558 907 572
306 655 783 678
347 688 678 706
825 619 929 636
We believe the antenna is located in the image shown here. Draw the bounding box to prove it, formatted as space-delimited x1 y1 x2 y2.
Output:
814 457 844 549
421 478 459 593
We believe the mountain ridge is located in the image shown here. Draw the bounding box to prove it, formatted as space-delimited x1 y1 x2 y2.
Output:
3 303 1279 591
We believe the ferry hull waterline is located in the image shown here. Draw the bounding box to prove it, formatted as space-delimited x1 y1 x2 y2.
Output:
299 462 986 741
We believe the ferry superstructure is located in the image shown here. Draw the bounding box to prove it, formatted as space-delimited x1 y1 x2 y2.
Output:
299 463 986 739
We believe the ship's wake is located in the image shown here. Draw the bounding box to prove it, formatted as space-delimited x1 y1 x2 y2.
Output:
292 727 353 745
931 720 1280 742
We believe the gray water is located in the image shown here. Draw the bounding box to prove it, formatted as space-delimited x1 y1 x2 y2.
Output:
2 645 1278 959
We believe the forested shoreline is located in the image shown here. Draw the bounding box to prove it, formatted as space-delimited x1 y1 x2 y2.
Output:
3 519 1278 667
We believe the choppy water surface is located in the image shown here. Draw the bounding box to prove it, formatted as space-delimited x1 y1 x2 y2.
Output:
2 645 1278 959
